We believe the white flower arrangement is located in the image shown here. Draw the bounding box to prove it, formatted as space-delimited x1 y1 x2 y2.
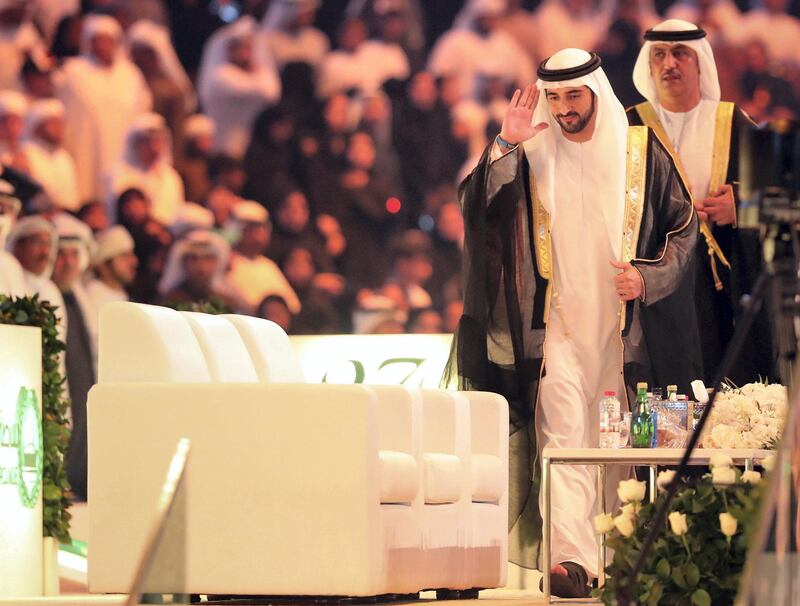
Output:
595 459 767 605
701 381 787 449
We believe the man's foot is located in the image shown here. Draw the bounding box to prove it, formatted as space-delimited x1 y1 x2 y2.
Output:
539 561 591 598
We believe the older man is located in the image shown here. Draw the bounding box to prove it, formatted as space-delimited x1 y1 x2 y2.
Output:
627 19 768 383
446 48 699 596
56 14 151 200
6 214 62 316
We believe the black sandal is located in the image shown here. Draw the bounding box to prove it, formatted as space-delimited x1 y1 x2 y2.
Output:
539 561 591 598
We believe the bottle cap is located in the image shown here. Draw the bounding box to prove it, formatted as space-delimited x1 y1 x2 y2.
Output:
667 384 678 391
636 382 647 389
603 390 616 397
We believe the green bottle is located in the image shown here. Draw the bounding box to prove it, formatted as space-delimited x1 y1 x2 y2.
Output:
631 382 654 448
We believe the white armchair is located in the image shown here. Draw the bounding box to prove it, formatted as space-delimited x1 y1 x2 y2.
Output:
89 303 421 596
88 302 509 597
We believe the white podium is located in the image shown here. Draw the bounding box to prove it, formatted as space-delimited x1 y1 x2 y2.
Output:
0 324 43 596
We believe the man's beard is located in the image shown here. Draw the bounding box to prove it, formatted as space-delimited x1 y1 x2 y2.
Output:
554 95 596 134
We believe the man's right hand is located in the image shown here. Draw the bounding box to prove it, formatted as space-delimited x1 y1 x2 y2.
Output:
499 84 549 147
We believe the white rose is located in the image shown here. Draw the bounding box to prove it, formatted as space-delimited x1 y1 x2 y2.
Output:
657 470 676 489
614 513 635 537
668 511 688 536
621 502 640 517
594 513 615 534
711 424 737 449
719 512 738 537
712 465 737 487
762 454 776 472
741 470 761 484
617 478 647 503
709 453 733 469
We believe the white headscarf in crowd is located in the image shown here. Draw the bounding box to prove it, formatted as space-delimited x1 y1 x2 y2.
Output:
93 225 134 266
6 215 58 278
170 202 215 239
262 0 320 29
52 212 95 274
524 48 629 260
127 19 197 112
197 16 271 109
453 0 507 30
632 18 720 106
23 97 64 140
80 14 124 60
224 199 269 245
121 112 173 167
158 229 230 295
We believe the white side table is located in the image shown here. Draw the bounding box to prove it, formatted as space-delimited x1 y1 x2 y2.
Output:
540 447 772 603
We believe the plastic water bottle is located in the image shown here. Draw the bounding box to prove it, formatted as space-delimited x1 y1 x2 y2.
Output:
599 391 621 448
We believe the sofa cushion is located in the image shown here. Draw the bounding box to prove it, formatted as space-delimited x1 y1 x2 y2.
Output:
98 302 211 384
181 312 259 383
423 453 462 504
222 315 306 383
378 450 417 504
471 454 505 502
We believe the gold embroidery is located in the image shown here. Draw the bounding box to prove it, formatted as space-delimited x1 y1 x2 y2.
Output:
709 102 735 194
634 101 732 290
620 126 648 330
530 171 552 280
622 126 648 263
529 171 552 323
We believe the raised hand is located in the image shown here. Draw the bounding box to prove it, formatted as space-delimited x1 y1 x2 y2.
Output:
499 84 549 146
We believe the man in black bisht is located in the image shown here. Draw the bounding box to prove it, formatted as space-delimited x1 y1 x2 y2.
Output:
443 48 701 597
627 19 772 384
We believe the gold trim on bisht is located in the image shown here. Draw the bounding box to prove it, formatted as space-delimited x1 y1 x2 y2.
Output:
634 101 733 291
529 172 553 322
623 126 649 263
530 173 552 281
619 125 649 331
709 102 735 195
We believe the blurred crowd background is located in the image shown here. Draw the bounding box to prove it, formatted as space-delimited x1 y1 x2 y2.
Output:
1 0 798 340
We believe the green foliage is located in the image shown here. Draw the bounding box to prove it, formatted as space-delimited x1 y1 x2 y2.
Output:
593 471 764 606
0 294 71 542
162 299 232 315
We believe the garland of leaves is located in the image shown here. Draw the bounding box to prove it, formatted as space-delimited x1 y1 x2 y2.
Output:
0 294 71 542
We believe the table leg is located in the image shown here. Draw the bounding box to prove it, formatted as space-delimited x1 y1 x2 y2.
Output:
745 458 753 472
597 464 606 588
649 465 657 503
542 456 551 604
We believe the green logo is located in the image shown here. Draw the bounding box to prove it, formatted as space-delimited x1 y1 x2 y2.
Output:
0 387 43 508
321 357 427 385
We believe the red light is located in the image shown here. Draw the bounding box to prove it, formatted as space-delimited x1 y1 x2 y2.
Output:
386 197 402 214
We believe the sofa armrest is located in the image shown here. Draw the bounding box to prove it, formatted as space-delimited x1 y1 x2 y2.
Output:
87 382 388 594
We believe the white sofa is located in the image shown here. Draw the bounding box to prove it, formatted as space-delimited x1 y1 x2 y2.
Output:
87 303 508 597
